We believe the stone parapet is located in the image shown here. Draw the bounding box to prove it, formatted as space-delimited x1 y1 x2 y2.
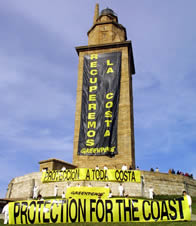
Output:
6 171 196 200
141 171 196 197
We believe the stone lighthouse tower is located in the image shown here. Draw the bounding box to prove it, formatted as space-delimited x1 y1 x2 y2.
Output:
73 4 136 169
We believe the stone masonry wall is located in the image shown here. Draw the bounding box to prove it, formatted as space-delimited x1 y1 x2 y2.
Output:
73 44 135 169
6 171 196 200
141 171 196 197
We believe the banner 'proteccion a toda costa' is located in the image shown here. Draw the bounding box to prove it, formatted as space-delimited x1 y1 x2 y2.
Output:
41 169 140 183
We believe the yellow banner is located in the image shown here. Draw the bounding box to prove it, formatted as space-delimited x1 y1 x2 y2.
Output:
41 168 141 183
66 187 109 199
9 197 191 224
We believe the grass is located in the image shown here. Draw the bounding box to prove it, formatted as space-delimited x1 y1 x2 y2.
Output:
1 219 196 225
192 197 196 214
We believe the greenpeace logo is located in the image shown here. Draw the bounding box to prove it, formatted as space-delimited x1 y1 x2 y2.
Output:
71 191 104 197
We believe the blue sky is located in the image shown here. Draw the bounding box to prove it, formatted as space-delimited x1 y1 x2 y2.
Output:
0 0 196 197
